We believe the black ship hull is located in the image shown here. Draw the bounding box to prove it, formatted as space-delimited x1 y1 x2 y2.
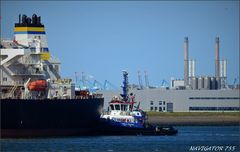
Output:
1 98 104 138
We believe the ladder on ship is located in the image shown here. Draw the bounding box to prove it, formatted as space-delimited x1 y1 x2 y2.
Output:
7 85 18 98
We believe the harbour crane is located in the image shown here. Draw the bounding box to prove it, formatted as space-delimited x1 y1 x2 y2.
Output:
138 71 143 89
104 80 118 90
144 70 150 88
92 80 104 90
233 77 239 86
161 79 170 88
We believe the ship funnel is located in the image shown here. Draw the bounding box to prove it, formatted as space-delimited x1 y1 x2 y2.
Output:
184 37 189 86
14 14 50 61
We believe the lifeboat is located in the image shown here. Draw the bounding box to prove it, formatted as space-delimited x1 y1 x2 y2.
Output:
27 79 47 91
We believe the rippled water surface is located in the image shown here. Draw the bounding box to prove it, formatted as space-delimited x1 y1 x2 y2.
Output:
1 126 239 152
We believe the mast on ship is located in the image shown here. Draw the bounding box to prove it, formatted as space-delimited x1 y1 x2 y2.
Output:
122 70 129 101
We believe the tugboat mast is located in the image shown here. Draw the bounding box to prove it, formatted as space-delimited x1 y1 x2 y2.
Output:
122 70 129 101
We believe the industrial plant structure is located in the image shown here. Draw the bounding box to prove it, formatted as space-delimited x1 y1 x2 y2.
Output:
98 37 239 112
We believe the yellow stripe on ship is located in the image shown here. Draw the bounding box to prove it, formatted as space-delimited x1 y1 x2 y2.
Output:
14 27 45 32
40 53 50 61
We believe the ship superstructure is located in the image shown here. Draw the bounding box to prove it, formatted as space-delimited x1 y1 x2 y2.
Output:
0 14 73 99
0 14 104 138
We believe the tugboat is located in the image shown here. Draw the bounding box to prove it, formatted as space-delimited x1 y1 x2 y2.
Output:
101 94 146 129
99 71 178 136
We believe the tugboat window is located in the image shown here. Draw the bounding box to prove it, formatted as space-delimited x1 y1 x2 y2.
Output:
123 105 127 111
121 105 124 111
129 105 133 110
115 104 120 110
110 105 114 110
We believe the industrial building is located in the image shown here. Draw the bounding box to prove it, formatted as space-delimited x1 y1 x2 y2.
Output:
98 37 240 112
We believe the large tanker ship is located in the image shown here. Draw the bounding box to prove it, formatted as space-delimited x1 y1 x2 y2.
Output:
0 14 104 137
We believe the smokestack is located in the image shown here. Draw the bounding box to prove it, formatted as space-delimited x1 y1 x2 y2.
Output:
19 14 21 24
215 37 220 78
189 59 196 78
184 37 189 86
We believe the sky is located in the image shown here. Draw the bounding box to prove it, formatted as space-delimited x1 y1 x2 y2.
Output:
1 1 239 88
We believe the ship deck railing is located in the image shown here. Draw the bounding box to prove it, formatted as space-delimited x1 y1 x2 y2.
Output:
75 94 103 99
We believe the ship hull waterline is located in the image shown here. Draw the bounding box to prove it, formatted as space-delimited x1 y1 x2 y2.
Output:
1 98 104 138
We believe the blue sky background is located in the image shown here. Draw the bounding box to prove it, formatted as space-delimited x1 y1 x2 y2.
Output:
1 1 239 88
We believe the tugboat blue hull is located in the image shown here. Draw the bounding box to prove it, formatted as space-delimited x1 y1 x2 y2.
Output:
95 119 178 136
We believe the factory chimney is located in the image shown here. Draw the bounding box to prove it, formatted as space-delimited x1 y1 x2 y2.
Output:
215 37 220 78
184 37 189 86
